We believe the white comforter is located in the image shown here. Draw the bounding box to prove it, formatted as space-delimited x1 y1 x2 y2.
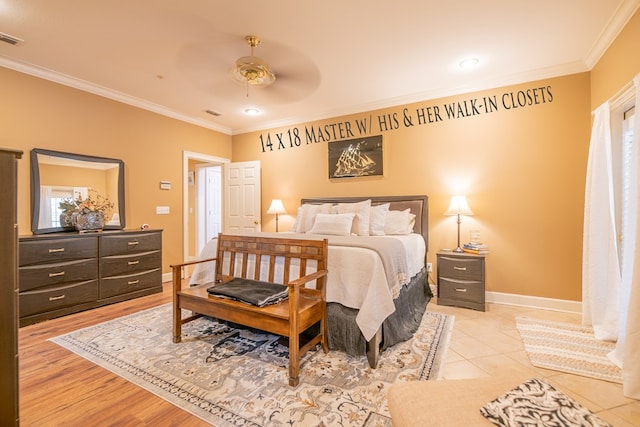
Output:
189 232 426 341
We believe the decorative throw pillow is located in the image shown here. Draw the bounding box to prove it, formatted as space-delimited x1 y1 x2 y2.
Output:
480 378 612 427
307 213 355 236
333 199 371 236
293 203 333 233
384 208 415 235
369 203 390 236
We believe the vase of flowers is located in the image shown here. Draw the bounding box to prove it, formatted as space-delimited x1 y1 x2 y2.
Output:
59 189 114 233
75 210 105 232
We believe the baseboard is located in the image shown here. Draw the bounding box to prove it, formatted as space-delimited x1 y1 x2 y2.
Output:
486 291 581 314
162 272 173 283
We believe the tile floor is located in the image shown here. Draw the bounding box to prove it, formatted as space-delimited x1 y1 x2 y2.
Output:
425 300 640 426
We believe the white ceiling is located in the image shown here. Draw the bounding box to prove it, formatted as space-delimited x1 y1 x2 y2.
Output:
1 1 638 135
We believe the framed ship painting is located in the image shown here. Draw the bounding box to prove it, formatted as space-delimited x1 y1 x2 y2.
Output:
328 135 383 179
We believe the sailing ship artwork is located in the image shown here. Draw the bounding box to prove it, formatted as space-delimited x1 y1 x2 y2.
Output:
328 135 383 179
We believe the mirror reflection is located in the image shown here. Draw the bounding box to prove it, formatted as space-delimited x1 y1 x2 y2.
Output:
31 148 125 234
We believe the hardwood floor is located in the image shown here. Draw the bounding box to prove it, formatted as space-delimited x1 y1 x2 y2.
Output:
18 282 209 427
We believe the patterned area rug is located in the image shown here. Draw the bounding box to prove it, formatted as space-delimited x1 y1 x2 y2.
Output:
480 378 612 427
51 303 453 426
515 317 622 384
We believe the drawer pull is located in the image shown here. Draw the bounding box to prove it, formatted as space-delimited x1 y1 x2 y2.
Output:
454 288 468 292
128 280 140 285
127 260 140 265
48 271 65 278
49 294 66 301
453 266 467 271
127 241 140 246
48 248 65 253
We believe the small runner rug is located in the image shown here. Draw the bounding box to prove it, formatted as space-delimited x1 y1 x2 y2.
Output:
51 303 453 427
515 317 622 384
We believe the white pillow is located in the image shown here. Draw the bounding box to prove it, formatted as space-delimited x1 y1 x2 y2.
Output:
308 213 355 236
333 199 371 236
384 209 416 235
293 203 333 233
290 206 302 232
369 203 390 236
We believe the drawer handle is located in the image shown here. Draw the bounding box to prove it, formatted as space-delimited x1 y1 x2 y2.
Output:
454 288 468 292
453 266 467 271
128 241 140 246
128 260 140 265
48 271 65 278
48 248 65 253
128 280 140 285
49 294 66 301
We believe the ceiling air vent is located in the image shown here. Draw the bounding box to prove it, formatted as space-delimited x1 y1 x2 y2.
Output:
0 32 23 45
205 109 222 117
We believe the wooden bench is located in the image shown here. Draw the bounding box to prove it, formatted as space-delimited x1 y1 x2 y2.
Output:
171 233 329 386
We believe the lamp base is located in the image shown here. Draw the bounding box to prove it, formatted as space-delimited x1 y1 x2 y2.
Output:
453 247 464 253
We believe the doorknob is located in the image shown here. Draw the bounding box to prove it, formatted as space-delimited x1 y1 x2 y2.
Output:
254 220 259 225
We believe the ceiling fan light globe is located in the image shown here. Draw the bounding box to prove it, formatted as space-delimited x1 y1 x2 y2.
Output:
234 56 276 86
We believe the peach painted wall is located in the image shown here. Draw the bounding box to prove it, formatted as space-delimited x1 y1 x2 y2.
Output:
0 67 232 273
232 74 591 301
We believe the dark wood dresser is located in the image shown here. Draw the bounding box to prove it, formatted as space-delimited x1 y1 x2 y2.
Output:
19 229 162 326
0 148 22 426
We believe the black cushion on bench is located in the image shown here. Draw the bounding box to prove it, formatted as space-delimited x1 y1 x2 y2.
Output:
207 278 289 307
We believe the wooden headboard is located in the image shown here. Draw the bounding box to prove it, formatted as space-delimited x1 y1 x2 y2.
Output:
300 195 429 252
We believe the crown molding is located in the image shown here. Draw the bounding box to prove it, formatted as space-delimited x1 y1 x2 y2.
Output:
584 0 640 68
0 56 232 135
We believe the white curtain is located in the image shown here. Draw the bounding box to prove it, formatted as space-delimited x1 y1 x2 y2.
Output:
582 101 621 341
584 75 640 399
619 75 640 399
38 185 53 229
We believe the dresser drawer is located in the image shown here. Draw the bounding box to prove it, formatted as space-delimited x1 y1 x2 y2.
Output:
438 277 484 304
19 280 99 317
19 237 98 266
100 232 161 256
100 250 161 276
99 268 162 299
438 256 483 281
19 258 98 292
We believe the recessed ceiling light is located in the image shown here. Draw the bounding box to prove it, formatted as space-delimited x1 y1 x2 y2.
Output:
458 58 480 69
244 108 261 116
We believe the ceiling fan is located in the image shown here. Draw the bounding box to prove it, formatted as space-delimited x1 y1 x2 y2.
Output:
232 35 276 87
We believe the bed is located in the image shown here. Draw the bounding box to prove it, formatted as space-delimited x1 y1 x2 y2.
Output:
189 195 430 367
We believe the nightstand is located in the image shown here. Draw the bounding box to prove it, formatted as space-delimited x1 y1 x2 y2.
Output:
437 251 485 311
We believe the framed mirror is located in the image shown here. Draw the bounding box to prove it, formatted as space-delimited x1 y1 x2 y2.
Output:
30 148 125 234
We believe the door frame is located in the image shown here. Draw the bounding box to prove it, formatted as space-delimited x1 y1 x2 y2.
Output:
182 151 229 263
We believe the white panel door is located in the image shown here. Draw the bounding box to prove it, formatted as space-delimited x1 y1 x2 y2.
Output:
224 161 261 234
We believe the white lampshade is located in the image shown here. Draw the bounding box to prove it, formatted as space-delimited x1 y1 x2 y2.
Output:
266 199 287 215
444 195 473 216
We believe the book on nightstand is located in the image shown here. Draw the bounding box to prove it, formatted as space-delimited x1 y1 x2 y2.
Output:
463 242 490 255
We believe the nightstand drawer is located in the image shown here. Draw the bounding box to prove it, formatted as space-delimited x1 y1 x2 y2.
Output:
438 256 483 281
438 277 484 304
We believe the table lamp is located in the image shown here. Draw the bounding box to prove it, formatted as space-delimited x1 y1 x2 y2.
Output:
266 199 287 232
444 195 473 253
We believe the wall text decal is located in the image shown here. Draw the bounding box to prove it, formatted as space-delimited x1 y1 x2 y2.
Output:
258 85 553 152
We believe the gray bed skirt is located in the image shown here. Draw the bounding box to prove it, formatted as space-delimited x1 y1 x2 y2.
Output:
326 267 432 356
